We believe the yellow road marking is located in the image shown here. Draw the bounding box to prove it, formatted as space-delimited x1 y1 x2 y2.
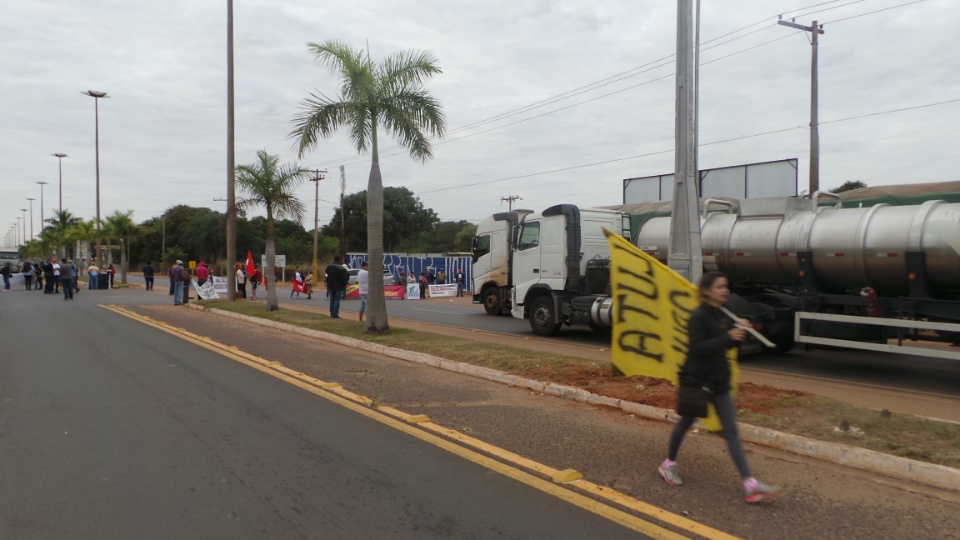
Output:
103 304 740 540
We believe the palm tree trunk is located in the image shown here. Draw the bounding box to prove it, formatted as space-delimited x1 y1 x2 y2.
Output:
365 120 389 333
120 237 128 284
265 207 279 311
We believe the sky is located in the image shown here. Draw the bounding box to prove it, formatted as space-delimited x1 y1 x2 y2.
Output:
2 0 957 247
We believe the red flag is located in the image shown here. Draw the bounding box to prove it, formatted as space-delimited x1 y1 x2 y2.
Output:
245 251 255 277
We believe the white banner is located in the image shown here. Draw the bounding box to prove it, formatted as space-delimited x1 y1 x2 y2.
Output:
194 279 221 300
428 284 458 298
405 283 421 300
261 254 286 268
213 276 228 293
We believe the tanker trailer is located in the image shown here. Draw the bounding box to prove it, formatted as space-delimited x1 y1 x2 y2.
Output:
635 194 960 352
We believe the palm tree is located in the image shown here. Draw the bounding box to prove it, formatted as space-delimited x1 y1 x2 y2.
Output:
236 149 308 311
45 209 81 259
105 210 138 285
290 40 446 333
65 219 97 269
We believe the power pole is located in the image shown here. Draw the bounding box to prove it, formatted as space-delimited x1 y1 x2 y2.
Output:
500 195 522 211
668 0 702 284
309 169 327 288
339 165 347 261
779 17 824 194
226 0 237 300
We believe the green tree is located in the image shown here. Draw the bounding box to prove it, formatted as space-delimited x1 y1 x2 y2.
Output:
291 40 446 333
45 209 81 259
104 210 138 284
236 149 308 311
328 187 439 252
831 180 867 194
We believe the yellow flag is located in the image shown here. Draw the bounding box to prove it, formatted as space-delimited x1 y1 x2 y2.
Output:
603 228 738 431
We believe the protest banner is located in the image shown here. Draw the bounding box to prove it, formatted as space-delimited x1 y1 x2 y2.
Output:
604 228 738 432
428 283 458 298
212 276 228 294
406 282 421 300
194 278 220 300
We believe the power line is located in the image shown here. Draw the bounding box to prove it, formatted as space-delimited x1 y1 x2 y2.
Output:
823 0 926 24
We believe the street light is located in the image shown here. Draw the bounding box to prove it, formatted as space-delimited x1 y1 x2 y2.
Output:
16 217 22 247
36 181 48 231
83 90 109 261
20 209 27 245
26 198 35 241
51 153 68 213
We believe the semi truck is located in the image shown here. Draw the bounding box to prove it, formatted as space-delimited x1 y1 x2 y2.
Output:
473 193 960 357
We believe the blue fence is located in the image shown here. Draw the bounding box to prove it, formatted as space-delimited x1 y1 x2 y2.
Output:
346 253 472 289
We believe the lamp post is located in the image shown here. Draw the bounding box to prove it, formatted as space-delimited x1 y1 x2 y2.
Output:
20 209 28 245
51 153 68 213
16 217 22 247
26 198 35 241
83 90 108 261
36 181 48 232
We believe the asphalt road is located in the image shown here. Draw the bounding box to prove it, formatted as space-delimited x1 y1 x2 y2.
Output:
0 286 651 539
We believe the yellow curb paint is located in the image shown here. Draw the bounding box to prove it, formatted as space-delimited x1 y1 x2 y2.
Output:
267 361 282 366
102 305 739 540
321 382 343 389
405 414 431 424
553 469 583 484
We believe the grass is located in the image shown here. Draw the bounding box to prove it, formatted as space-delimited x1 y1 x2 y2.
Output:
200 300 960 469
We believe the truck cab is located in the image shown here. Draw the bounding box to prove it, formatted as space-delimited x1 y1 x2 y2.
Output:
471 210 531 315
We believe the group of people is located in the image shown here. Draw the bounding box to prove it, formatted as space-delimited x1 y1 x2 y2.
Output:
403 268 466 299
1 258 118 298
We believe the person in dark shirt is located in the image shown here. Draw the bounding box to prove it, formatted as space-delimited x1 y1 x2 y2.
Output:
142 262 155 291
324 255 349 318
657 271 780 503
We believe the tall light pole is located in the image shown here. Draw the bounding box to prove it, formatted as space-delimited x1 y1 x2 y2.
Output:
226 0 237 301
36 181 48 231
83 90 108 261
51 153 68 213
26 198 35 241
16 218 22 247
778 18 824 194
20 209 28 245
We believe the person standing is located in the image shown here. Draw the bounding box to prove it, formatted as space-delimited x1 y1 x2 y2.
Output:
357 261 369 322
143 261 155 291
171 260 186 305
456 269 465 297
290 266 303 299
72 261 80 294
60 259 75 300
437 269 446 285
87 261 100 290
419 272 428 300
21 261 33 290
324 255 349 318
250 265 260 300
0 262 11 291
235 263 247 299
657 271 780 503
34 261 44 290
42 258 55 294
196 261 209 288
52 260 61 293
107 263 116 288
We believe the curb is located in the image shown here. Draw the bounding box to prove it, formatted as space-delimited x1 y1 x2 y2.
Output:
187 303 960 493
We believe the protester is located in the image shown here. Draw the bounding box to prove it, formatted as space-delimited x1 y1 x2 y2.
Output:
172 260 186 305
437 269 446 285
658 271 780 503
72 261 80 294
357 261 369 322
143 261 155 291
0 262 11 291
419 272 428 300
324 255 349 318
303 271 313 300
250 265 260 300
107 263 116 288
290 266 303 299
42 258 54 294
21 261 33 290
60 259 75 300
196 261 209 288
52 259 61 293
235 263 247 299
456 269 465 297
34 261 44 290
87 261 100 290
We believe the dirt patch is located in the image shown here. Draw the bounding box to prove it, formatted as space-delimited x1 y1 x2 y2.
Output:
510 365 807 414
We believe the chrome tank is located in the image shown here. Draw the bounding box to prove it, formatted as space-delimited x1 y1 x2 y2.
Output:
635 198 960 295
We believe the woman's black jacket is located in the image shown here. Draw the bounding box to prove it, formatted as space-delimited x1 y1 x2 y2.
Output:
679 303 736 394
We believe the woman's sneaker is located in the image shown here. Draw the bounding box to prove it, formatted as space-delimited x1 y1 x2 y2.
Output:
744 480 780 503
658 463 683 486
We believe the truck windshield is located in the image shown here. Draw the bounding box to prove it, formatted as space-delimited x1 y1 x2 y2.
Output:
472 234 490 262
517 222 540 251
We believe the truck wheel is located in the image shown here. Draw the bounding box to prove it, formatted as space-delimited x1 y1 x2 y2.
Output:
482 287 502 316
529 296 561 336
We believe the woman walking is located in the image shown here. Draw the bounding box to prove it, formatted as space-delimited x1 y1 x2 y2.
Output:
658 271 780 503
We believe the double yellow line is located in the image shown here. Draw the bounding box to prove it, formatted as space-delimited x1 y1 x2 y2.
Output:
103 304 740 540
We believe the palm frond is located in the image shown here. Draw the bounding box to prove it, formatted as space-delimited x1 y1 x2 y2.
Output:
378 49 442 88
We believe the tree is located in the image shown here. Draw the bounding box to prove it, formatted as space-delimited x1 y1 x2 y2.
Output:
104 210 138 284
291 40 446 333
236 149 308 311
327 187 439 252
45 209 81 259
831 180 867 194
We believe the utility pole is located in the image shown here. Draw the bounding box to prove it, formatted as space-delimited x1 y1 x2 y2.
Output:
668 0 702 284
779 17 824 194
36 182 47 234
308 169 327 288
339 166 347 261
226 0 237 300
26 198 35 241
500 195 522 211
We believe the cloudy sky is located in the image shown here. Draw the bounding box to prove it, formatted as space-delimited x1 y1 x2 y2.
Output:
2 0 957 246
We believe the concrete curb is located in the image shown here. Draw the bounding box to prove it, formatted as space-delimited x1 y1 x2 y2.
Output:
188 304 960 493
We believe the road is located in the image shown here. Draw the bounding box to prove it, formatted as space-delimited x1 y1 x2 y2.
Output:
0 286 653 539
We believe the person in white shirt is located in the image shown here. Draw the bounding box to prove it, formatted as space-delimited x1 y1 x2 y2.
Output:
357 261 369 322
52 261 61 293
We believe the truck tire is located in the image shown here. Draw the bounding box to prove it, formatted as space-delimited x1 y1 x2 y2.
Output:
483 287 502 316
529 296 561 336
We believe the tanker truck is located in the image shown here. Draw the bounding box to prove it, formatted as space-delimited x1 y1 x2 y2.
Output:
473 194 960 358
